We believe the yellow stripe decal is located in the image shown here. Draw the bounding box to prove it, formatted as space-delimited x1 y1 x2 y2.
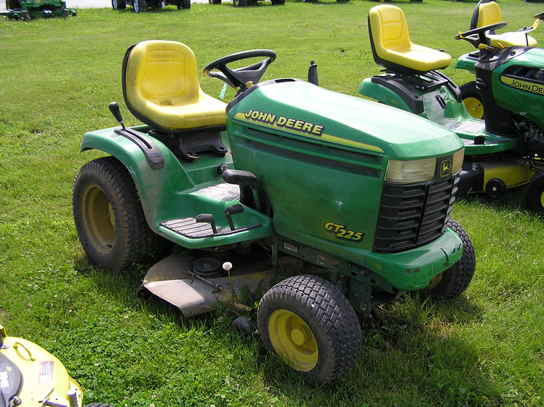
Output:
233 112 384 153
500 76 544 96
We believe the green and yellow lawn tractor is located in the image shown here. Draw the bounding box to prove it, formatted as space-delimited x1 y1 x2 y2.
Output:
73 40 475 382
1 0 76 20
454 0 542 119
358 5 544 214
0 325 109 407
111 0 190 13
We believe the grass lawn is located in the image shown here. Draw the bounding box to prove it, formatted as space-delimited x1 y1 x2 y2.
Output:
1 0 543 406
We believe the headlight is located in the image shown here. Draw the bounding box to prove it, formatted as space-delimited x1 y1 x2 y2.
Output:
452 149 464 174
385 158 436 184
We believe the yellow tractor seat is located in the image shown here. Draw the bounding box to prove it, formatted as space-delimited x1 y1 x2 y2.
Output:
470 1 537 48
122 40 227 134
368 5 452 74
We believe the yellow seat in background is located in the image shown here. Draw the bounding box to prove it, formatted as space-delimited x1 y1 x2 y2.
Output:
471 1 537 48
368 5 452 73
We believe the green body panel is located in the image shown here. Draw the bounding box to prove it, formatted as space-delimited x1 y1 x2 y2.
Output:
80 126 273 249
454 52 478 73
226 81 463 290
359 77 518 155
492 47 544 129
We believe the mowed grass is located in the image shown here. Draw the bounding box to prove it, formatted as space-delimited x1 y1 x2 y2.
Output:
1 0 543 406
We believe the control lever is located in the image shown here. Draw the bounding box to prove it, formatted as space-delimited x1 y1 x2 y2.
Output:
217 164 258 189
196 214 217 234
109 102 126 130
225 204 244 231
308 61 318 86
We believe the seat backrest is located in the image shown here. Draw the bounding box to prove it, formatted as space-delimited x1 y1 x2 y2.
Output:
123 40 201 111
369 5 412 56
470 0 503 29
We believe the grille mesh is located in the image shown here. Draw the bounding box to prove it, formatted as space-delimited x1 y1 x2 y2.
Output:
374 177 458 253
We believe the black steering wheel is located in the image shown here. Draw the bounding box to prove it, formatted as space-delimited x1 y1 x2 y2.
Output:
203 49 276 92
455 22 507 48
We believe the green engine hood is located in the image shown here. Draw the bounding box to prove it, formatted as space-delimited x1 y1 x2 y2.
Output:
229 80 463 160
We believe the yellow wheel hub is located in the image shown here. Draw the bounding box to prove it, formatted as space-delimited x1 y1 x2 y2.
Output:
268 309 318 372
463 97 484 119
81 184 116 253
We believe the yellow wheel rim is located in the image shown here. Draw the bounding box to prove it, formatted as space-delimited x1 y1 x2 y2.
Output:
463 97 484 119
81 184 116 254
540 191 544 209
268 309 318 372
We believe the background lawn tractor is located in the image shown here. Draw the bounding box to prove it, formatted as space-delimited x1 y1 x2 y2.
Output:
359 5 544 215
1 0 76 20
0 325 109 407
111 0 190 13
454 0 542 119
73 40 475 382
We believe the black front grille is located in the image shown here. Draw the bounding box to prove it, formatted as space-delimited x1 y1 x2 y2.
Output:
373 177 458 253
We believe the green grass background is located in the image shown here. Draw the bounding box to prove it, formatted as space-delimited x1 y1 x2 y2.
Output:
1 0 543 406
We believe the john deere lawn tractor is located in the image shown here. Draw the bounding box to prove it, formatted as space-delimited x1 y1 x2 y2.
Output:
73 40 475 382
454 0 541 119
0 325 109 407
358 5 544 214
1 0 76 20
111 0 190 13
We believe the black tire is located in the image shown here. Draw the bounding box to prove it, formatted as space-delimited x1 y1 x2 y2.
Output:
257 275 362 383
233 0 249 7
6 0 20 9
460 81 484 120
525 172 544 216
271 0 284 4
177 0 189 8
112 0 126 9
425 219 476 300
132 0 146 12
208 0 221 4
73 157 167 271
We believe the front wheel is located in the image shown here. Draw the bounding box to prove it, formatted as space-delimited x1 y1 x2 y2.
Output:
425 219 476 300
208 0 221 3
460 81 484 120
233 0 249 7
257 275 362 383
73 157 167 271
526 173 544 216
270 0 284 4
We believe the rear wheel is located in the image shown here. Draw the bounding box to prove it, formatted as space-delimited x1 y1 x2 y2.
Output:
132 0 146 12
112 0 126 8
257 275 362 383
460 81 484 120
526 173 544 216
271 0 284 4
177 0 189 8
425 219 476 300
73 157 167 271
6 0 20 9
208 0 221 4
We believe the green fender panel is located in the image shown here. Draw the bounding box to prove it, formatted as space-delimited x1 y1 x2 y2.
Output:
357 78 413 113
80 126 273 249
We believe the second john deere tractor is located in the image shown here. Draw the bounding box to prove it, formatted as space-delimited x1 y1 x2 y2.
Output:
73 41 475 382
